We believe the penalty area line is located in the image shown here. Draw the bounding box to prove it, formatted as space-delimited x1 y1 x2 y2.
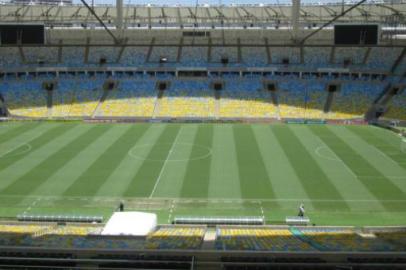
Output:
167 202 175 224
22 197 41 215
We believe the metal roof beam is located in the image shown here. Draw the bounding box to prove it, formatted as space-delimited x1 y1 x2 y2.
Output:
355 6 372 18
300 0 368 45
187 7 195 19
1 3 405 27
178 7 184 26
376 3 401 15
263 6 278 21
161 7 167 25
54 6 62 19
241 7 258 21
21 5 30 18
102 7 109 19
234 7 244 23
71 7 83 18
40 6 55 18
79 0 119 44
321 6 337 16
205 8 214 25
214 7 226 22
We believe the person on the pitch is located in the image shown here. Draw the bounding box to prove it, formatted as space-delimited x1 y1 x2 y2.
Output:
298 203 305 217
119 201 124 212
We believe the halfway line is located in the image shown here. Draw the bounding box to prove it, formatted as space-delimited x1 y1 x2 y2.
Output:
149 127 183 198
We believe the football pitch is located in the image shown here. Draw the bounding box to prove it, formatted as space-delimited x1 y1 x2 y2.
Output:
0 121 405 226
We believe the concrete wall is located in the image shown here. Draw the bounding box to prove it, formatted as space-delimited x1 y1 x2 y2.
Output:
46 28 332 45
45 28 405 46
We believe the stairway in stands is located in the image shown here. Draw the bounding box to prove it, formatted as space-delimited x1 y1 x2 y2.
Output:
152 89 165 118
323 91 335 114
270 90 281 119
323 85 339 118
198 228 221 270
0 94 8 117
366 83 403 120
214 89 221 119
46 89 53 118
92 89 111 118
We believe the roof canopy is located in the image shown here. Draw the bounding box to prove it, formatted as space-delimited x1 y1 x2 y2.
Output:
0 2 404 27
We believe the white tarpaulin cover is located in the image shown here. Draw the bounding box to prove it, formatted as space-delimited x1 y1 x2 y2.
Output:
101 211 157 236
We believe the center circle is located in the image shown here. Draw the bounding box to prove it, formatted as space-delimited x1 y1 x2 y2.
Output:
128 143 212 162
0 143 32 158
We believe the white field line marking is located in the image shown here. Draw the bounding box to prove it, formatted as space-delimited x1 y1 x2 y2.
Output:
368 126 406 156
357 175 406 179
22 197 41 215
168 202 175 223
257 201 265 218
149 127 182 198
128 142 212 162
2 195 406 203
313 137 357 178
369 125 406 147
260 205 264 218
0 143 32 158
367 143 406 168
0 125 53 158
0 124 18 132
315 146 340 162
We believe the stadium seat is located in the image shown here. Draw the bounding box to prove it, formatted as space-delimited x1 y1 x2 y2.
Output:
24 47 58 66
0 47 22 68
211 46 239 65
271 47 300 65
303 47 332 68
219 79 277 118
335 47 366 66
150 47 178 64
61 47 85 67
329 81 385 119
157 80 215 118
297 227 400 252
180 47 208 67
241 47 268 67
384 90 406 120
215 227 315 251
98 79 156 117
145 226 206 249
364 47 403 72
88 47 119 65
120 47 149 66
0 80 48 117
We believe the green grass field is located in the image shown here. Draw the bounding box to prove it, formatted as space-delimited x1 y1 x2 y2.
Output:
0 122 405 226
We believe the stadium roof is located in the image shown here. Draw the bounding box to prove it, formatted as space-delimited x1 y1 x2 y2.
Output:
0 1 405 27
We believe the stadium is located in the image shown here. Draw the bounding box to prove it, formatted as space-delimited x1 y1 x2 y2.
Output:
0 0 405 268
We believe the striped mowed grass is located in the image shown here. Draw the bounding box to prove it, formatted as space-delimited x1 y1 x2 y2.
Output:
0 121 405 225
